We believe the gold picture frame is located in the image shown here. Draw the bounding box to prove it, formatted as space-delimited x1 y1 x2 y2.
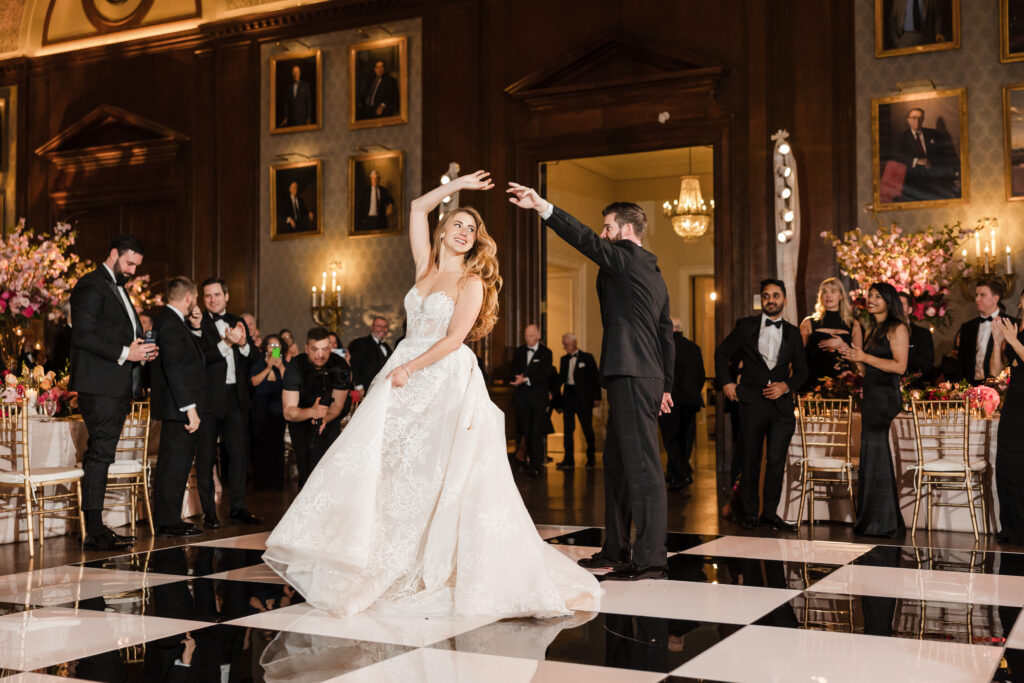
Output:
1003 83 1024 200
270 49 323 134
348 36 408 130
875 0 960 58
270 159 322 240
1001 0 1024 63
348 150 403 237
871 88 968 211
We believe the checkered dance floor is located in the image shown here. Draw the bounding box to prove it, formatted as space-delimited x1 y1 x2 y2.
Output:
0 527 1022 681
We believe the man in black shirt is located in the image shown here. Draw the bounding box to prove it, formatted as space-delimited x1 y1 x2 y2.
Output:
283 327 352 488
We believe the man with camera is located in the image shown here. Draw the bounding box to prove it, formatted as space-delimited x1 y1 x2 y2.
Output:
283 327 352 487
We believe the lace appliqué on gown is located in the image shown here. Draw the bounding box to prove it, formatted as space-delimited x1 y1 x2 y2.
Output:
263 286 601 618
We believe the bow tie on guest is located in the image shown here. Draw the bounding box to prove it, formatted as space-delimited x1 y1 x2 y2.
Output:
764 319 783 329
528 345 539 352
210 312 226 322
980 316 993 323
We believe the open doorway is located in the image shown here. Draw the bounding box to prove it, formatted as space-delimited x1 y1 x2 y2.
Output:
542 147 717 526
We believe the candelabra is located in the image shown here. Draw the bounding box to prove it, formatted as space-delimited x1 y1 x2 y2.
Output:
957 217 1016 298
310 263 344 329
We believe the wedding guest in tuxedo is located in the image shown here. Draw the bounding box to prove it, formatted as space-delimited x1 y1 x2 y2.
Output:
511 324 554 478
798 277 862 392
554 333 599 470
348 316 391 390
196 278 260 529
70 233 152 550
283 327 352 487
356 170 395 233
249 334 287 490
280 181 314 235
715 279 807 531
992 291 1024 545
898 291 935 386
358 59 399 119
150 277 205 537
839 283 908 538
957 278 1017 385
509 184 674 581
659 318 705 492
279 64 313 127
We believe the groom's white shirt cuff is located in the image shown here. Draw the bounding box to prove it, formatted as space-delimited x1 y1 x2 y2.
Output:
539 204 554 220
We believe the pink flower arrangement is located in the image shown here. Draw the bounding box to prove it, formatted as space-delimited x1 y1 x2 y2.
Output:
0 220 90 323
967 385 1001 418
821 221 972 329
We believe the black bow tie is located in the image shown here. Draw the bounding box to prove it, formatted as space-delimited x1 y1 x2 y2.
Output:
210 312 226 322
764 319 783 329
980 316 993 323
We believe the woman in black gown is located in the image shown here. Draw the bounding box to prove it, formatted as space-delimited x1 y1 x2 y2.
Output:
992 291 1024 545
839 283 909 538
799 277 863 392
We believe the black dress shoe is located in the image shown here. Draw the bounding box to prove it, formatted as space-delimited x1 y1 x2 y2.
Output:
155 523 204 537
83 528 134 551
203 514 220 529
544 456 554 464
760 515 798 532
599 564 668 581
229 510 262 525
555 460 574 470
105 526 136 542
577 551 627 571
742 515 758 529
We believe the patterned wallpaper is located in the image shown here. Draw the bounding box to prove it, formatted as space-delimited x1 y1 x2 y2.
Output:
258 18 421 345
0 2 24 54
854 0 1024 349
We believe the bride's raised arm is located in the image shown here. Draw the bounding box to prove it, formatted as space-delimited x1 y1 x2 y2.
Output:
409 170 493 278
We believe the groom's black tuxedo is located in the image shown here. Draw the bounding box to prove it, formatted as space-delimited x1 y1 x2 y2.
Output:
150 306 206 527
543 206 674 569
715 314 808 520
511 343 553 469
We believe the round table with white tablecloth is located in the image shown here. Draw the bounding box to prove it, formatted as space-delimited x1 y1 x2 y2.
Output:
776 412 1000 534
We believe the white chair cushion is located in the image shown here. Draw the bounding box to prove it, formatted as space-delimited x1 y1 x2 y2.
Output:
806 456 851 470
920 458 987 472
0 467 84 485
108 460 144 475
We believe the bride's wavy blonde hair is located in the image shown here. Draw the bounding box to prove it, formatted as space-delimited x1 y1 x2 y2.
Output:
429 206 502 341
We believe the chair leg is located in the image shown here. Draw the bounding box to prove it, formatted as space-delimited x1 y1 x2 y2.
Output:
978 472 990 536
847 473 857 523
23 487 34 558
911 472 923 536
963 471 979 541
75 483 85 539
927 482 934 535
129 487 137 539
141 476 155 536
797 467 808 528
36 487 45 550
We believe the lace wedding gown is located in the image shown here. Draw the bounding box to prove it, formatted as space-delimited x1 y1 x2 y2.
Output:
263 286 601 618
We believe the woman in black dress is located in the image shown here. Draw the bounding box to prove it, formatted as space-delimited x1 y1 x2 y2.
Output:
250 334 288 489
992 290 1024 545
799 277 863 392
840 283 909 538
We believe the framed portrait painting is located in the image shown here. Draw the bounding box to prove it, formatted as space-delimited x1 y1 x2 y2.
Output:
1004 84 1024 200
348 36 408 130
270 49 322 134
871 88 968 211
1002 0 1024 62
348 150 403 237
271 160 322 240
875 0 960 58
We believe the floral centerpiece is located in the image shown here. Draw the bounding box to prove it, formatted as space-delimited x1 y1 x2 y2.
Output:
1 365 76 416
810 369 864 408
0 220 90 367
821 219 974 329
901 378 1005 418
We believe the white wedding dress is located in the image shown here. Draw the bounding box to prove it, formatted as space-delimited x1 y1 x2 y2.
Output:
263 286 601 618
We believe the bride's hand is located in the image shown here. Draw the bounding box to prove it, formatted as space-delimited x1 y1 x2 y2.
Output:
455 170 494 192
386 365 411 387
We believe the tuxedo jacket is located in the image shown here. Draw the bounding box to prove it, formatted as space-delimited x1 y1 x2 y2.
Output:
715 315 808 411
511 344 553 408
544 207 674 391
348 334 391 388
69 267 144 398
907 323 935 380
360 73 399 116
150 307 206 422
198 311 254 413
671 331 706 407
957 314 1020 382
557 350 601 406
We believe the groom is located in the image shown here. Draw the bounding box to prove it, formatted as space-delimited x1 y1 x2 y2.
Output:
509 183 675 581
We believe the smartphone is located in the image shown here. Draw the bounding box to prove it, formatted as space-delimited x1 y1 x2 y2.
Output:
271 347 281 359
144 330 156 344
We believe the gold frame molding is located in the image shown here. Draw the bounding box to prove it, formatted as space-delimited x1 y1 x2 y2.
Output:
348 36 409 130
874 0 961 58
348 150 404 238
871 87 969 211
1003 83 1024 200
269 49 323 135
1001 0 1024 63
270 159 323 241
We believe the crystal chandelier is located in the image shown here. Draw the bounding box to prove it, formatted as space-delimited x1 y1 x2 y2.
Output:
662 175 713 241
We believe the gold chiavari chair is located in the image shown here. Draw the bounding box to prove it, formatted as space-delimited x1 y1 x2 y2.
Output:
796 396 856 527
910 398 989 540
102 400 154 536
0 401 85 556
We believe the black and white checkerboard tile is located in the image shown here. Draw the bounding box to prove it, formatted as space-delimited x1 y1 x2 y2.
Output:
0 526 1022 681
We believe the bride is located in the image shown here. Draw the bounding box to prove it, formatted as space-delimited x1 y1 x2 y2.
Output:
263 171 601 618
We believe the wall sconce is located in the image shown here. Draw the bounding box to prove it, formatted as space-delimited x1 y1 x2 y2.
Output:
772 129 799 322
438 162 461 221
311 261 344 329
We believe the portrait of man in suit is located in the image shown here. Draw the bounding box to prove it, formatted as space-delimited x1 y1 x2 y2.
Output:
877 0 957 56
349 36 408 129
270 50 321 134
349 151 403 236
873 90 967 208
271 160 321 240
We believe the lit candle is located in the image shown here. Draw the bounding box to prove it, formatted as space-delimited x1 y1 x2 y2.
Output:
961 248 968 259
984 245 990 273
335 285 341 307
311 286 317 307
992 227 998 256
331 270 337 293
1008 246 1015 275
975 230 981 259
321 271 327 293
